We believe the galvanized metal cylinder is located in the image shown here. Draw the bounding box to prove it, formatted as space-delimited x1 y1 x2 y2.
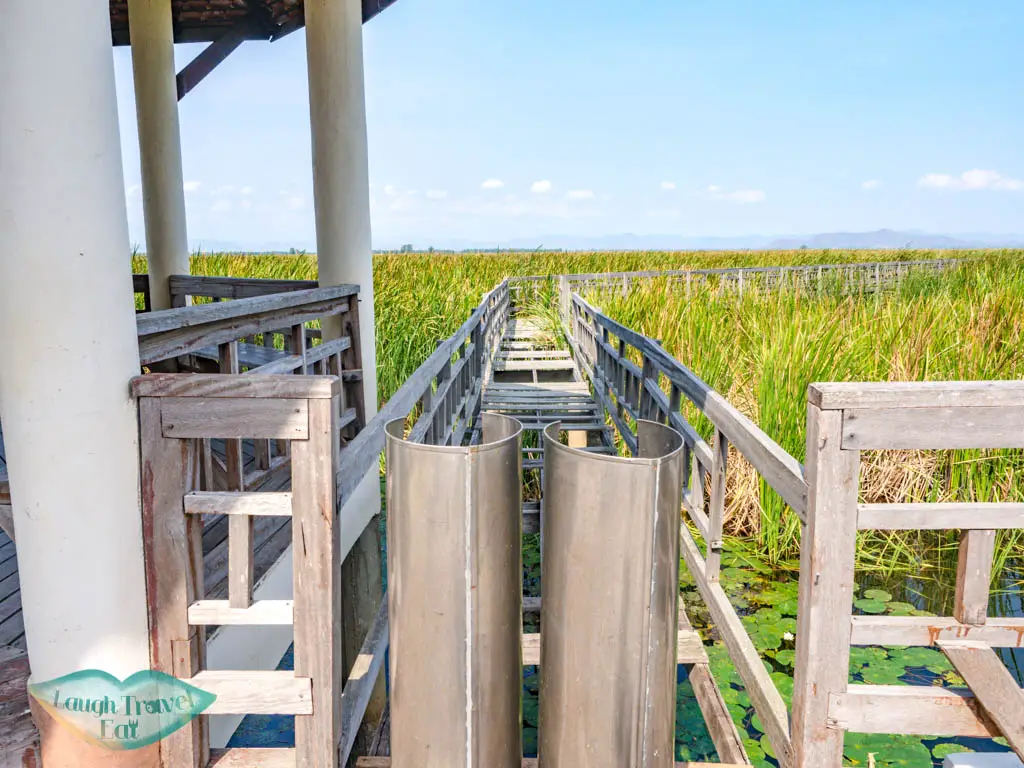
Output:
385 413 523 768
539 420 685 768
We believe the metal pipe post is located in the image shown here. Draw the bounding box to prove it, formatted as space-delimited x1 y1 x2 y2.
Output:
539 420 686 767
385 413 524 768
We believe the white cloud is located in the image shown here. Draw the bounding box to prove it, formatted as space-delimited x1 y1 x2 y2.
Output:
481 178 505 189
213 185 235 195
918 169 1023 191
531 180 552 194
383 184 397 196
567 189 595 200
240 186 253 195
861 179 882 190
426 189 448 200
660 181 676 191
211 199 233 213
707 185 765 204
183 180 202 193
239 200 252 210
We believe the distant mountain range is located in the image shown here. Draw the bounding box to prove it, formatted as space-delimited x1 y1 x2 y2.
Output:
185 230 1024 254
436 230 1024 252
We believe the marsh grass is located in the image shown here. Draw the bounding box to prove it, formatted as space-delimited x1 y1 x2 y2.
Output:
589 254 1024 568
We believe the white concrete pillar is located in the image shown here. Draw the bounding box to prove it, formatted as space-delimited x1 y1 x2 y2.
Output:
0 0 151 686
129 0 191 310
305 0 378 417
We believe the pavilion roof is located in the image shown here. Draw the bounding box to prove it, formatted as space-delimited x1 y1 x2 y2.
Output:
109 0 400 45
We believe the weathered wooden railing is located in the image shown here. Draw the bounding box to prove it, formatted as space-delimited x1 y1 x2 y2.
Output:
336 279 511 503
792 382 1024 767
509 256 961 306
133 272 318 312
134 374 364 768
566 291 804 765
137 282 365 495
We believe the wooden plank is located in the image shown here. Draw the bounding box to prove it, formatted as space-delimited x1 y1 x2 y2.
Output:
188 671 312 715
188 599 293 626
810 380 1024 411
208 749 296 767
292 396 342 766
245 336 351 375
521 629 706 666
139 297 351 365
842 406 1024 450
339 596 389 767
791 405 859 768
828 684 1000 737
184 491 292 517
954 529 996 625
138 285 356 336
161 398 309 439
168 275 318 301
857 502 1024 530
132 373 340 400
938 640 1024 758
194 342 289 369
850 616 1024 647
138 398 201 767
679 524 792 766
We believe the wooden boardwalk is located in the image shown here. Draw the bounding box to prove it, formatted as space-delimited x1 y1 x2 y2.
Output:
369 314 748 763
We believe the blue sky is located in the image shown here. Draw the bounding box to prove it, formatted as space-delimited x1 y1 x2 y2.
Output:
113 0 1024 250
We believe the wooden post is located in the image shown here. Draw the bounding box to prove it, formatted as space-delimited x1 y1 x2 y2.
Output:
954 529 996 625
293 395 343 768
220 341 253 610
791 403 860 768
139 398 203 767
706 428 728 581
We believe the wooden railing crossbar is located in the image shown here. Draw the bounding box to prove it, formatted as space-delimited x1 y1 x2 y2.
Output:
792 381 1024 767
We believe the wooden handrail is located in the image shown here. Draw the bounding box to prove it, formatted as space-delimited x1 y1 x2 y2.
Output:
136 285 358 365
336 280 511 503
569 291 807 519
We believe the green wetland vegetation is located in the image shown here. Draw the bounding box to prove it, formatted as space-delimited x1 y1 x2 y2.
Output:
135 248 1024 766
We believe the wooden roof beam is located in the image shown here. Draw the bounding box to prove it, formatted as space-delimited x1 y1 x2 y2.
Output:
176 15 269 100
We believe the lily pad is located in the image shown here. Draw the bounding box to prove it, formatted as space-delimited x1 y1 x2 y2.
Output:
863 588 893 602
854 598 888 614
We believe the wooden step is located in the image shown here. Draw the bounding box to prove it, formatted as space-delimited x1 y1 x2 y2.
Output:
209 749 295 767
187 671 312 715
521 629 708 666
494 360 576 372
